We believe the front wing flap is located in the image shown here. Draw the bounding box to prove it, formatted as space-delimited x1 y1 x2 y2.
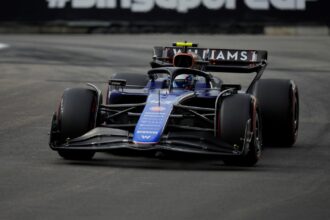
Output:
50 127 245 156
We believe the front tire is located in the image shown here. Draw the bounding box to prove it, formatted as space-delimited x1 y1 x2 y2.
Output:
217 94 262 166
56 88 99 160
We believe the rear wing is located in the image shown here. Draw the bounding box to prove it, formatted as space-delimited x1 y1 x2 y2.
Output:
151 46 268 73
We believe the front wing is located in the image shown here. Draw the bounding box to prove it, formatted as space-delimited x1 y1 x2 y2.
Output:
50 127 247 157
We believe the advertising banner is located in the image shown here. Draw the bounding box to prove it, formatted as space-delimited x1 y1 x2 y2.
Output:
0 0 328 26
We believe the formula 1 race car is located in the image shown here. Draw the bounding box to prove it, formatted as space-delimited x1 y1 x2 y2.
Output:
49 42 299 166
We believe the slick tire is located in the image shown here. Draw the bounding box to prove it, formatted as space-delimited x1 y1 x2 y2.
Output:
217 94 262 167
253 79 299 147
57 88 98 160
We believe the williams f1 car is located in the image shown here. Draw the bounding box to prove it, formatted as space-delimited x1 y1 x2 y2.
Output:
49 42 299 166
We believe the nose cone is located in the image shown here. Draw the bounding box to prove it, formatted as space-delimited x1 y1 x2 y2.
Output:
133 90 193 144
133 103 171 144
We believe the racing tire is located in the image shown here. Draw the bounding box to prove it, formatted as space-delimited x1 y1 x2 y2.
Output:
57 88 98 160
253 79 299 147
111 73 149 87
217 94 262 167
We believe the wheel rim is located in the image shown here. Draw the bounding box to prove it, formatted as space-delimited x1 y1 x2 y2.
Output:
254 113 262 158
292 88 299 141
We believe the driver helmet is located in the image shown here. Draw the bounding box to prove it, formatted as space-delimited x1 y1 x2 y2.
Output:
173 74 194 89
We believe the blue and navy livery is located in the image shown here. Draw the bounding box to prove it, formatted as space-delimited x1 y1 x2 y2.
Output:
50 44 268 162
133 89 192 144
50 67 253 156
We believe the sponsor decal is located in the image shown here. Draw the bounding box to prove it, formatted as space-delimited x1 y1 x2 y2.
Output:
167 47 258 62
141 135 151 140
137 131 158 134
149 100 173 105
169 48 210 60
150 106 166 112
46 0 317 12
209 50 255 61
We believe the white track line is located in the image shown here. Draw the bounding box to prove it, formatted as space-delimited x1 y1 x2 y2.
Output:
0 43 9 50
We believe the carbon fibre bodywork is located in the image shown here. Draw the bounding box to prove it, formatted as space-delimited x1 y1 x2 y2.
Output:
50 66 258 157
49 44 269 161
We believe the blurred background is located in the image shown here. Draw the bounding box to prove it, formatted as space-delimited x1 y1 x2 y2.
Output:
0 0 329 34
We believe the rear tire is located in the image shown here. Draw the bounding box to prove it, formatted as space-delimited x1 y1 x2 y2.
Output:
253 79 299 147
217 94 262 166
56 88 98 160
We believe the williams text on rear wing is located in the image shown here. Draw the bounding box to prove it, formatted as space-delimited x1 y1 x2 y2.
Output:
151 46 268 73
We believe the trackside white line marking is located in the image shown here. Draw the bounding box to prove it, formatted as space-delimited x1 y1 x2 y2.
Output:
0 43 9 50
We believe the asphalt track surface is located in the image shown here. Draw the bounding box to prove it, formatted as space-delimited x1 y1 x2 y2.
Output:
0 34 329 220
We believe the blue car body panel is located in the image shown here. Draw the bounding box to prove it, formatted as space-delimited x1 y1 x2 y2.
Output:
133 89 192 143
